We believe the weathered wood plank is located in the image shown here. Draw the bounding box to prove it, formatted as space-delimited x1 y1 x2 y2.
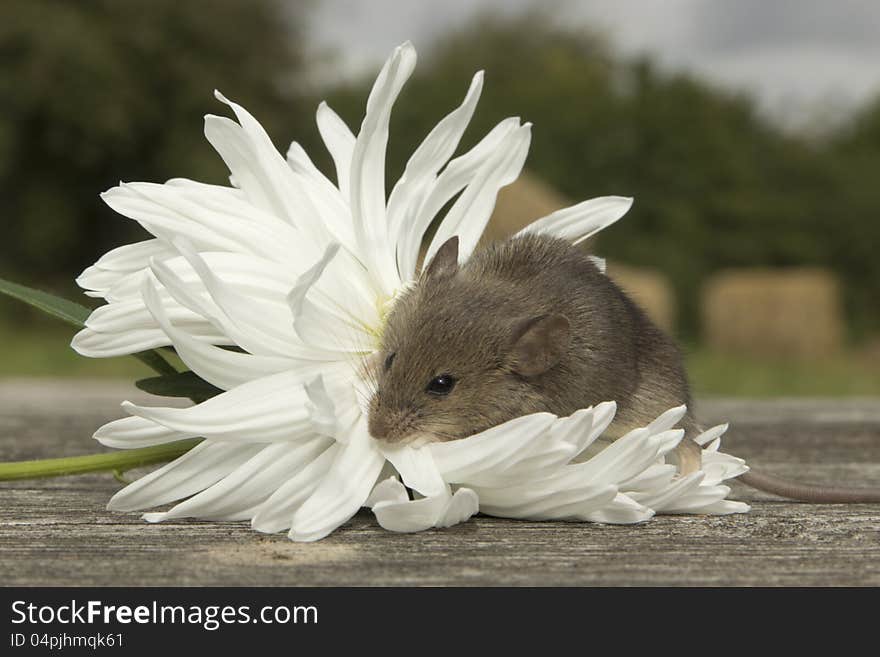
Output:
1 380 879 586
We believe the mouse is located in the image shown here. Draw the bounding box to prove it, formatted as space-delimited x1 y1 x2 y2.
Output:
366 232 880 504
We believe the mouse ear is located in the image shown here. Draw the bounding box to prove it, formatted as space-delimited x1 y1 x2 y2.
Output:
422 236 459 282
507 314 571 377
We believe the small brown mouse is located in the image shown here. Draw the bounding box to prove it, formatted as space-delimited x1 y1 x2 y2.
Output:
367 233 880 503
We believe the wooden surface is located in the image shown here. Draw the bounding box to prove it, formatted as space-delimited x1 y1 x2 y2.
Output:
1 379 879 586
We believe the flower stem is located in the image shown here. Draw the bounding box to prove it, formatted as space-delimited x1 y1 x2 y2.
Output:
0 439 201 481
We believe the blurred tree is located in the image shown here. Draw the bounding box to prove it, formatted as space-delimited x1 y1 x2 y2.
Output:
828 96 880 337
2 5 876 343
322 13 853 339
0 0 310 293
604 59 839 337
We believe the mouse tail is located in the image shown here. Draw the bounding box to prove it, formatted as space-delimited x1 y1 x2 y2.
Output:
738 470 880 503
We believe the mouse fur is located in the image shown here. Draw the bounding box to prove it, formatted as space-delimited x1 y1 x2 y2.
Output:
367 232 702 470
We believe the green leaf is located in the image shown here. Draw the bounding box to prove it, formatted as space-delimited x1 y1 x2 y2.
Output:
136 370 223 404
0 277 91 327
0 276 177 377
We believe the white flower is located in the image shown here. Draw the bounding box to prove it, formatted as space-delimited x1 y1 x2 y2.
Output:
369 403 748 532
72 42 748 542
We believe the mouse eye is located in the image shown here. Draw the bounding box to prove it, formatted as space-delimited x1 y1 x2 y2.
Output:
426 374 456 396
384 352 396 372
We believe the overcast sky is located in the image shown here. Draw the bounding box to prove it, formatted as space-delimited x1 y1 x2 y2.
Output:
307 0 880 132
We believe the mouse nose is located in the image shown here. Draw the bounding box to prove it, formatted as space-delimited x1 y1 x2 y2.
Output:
367 413 389 441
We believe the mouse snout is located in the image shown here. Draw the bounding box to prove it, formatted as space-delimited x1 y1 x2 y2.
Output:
367 397 416 444
367 412 391 441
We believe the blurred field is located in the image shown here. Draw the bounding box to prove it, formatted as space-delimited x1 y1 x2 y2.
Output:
2 4 879 399
0 319 146 379
1 317 877 397
685 348 880 397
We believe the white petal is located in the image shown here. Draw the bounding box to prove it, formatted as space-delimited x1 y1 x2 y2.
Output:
148 254 314 360
77 239 175 295
429 413 556 482
304 376 338 439
620 463 678 491
700 451 749 486
570 428 684 488
310 245 382 339
140 275 295 390
205 92 330 246
366 476 409 507
83 297 211 335
645 404 688 433
250 443 340 534
86 238 174 272
387 71 483 255
287 242 339 319
287 243 377 354
492 443 576 484
378 444 446 497
143 438 332 522
397 117 520 278
372 487 478 533
517 196 633 245
695 423 729 447
629 471 705 510
477 482 618 521
72 325 174 358
658 484 734 514
348 42 417 294
466 411 603 488
289 418 385 542
568 401 617 458
107 440 261 512
372 488 451 533
167 240 305 358
120 369 340 442
316 101 356 199
101 183 304 265
424 123 532 266
440 487 480 527
286 140 357 254
103 250 295 304
94 415 190 449
580 493 655 524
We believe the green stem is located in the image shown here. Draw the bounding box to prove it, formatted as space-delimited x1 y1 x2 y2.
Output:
0 439 201 481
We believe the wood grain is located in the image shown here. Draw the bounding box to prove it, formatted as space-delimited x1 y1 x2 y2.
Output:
1 380 879 586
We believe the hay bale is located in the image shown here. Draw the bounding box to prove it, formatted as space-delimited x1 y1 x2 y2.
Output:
857 336 880 366
606 263 677 334
702 268 843 358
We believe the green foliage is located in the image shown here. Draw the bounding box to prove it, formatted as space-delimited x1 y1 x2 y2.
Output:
323 13 873 340
0 0 310 290
1 5 879 371
827 97 880 338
